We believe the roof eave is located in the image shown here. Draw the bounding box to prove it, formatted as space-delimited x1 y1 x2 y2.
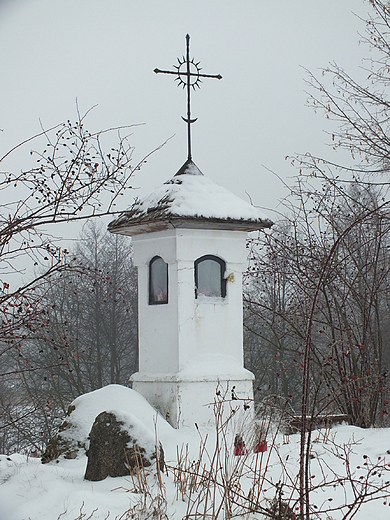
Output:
108 215 273 236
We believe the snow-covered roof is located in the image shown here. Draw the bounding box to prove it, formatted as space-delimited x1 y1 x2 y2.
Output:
108 159 273 235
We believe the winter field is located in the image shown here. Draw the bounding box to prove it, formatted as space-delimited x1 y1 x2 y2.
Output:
0 385 390 520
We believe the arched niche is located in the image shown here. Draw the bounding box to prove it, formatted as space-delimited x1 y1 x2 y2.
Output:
194 255 226 299
149 256 168 305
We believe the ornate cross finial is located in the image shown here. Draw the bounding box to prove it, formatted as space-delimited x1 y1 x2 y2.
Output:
154 34 222 161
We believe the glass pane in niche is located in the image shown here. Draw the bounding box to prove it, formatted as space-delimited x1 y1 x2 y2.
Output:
197 258 222 298
149 256 168 304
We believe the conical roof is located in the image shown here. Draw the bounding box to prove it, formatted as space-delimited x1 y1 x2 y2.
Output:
108 160 273 236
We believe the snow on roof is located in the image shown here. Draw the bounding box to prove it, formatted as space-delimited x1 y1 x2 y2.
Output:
109 160 273 235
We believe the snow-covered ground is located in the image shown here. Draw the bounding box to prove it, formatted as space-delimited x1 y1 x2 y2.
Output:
1 385 390 520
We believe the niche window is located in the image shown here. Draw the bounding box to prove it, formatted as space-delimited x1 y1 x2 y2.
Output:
195 255 226 299
149 256 168 305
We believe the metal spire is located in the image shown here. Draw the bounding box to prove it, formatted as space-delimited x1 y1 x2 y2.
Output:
154 34 222 161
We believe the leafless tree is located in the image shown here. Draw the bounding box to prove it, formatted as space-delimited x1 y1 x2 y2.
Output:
0 223 138 453
245 2 390 517
0 109 161 453
0 107 162 355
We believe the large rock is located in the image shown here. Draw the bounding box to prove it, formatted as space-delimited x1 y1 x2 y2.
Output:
41 385 174 464
84 411 164 481
41 404 79 463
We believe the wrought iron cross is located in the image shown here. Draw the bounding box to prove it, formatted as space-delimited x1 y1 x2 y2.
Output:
154 34 222 161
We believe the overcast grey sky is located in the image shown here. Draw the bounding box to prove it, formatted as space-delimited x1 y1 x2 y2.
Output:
0 0 368 226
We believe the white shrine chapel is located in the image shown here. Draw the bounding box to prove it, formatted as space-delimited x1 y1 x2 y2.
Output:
108 34 272 428
108 158 272 428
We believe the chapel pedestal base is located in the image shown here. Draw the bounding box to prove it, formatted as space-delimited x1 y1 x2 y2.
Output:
130 370 254 429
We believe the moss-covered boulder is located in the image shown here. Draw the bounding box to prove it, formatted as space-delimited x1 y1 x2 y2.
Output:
41 385 171 465
84 411 164 481
41 405 82 463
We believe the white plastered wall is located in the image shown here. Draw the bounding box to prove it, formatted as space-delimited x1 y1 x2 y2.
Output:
131 227 254 427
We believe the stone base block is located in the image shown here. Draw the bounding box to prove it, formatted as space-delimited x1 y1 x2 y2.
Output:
131 371 254 429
